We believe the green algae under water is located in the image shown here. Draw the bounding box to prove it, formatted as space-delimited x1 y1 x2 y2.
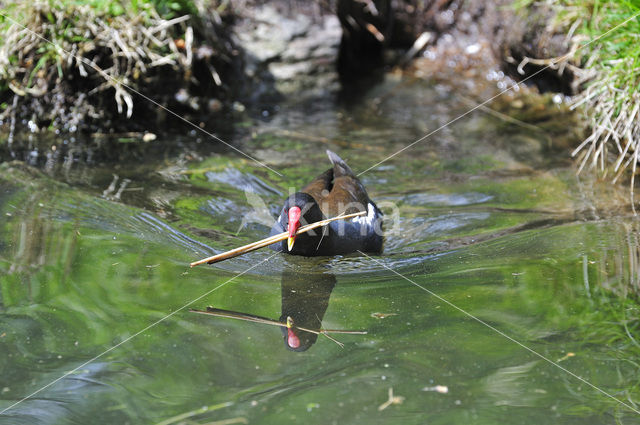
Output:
1 76 640 425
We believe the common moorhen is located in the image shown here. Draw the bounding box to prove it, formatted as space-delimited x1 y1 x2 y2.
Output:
270 150 383 256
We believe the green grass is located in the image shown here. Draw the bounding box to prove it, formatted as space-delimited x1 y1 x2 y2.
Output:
0 0 210 131
570 1 640 190
519 1 640 188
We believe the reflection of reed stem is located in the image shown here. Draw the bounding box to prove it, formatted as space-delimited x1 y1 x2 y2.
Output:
190 307 367 348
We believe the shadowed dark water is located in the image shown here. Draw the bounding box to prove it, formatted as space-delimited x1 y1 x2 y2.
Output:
1 75 640 425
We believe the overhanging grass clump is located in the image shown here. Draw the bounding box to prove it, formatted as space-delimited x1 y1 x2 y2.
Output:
566 2 640 186
0 0 233 134
526 1 640 189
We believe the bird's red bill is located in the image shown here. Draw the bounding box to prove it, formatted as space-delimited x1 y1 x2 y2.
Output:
287 206 302 251
287 206 301 237
287 328 301 349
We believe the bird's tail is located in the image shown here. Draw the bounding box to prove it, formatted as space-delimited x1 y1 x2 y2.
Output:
326 150 354 177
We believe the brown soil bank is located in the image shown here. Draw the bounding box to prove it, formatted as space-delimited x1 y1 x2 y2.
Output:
0 1 241 136
337 0 575 94
0 0 574 137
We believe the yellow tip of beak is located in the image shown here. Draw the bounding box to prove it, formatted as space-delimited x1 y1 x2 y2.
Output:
287 236 295 251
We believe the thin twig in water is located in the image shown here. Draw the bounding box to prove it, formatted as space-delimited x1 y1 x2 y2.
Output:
190 211 366 266
154 401 234 425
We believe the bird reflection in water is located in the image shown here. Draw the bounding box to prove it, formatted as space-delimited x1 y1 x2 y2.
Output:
191 264 365 352
279 268 336 351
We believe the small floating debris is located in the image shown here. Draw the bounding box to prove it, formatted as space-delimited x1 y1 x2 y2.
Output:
422 385 449 394
557 352 575 362
371 312 397 319
306 403 320 412
378 388 405 411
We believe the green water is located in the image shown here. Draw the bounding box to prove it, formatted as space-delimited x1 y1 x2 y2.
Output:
1 76 640 425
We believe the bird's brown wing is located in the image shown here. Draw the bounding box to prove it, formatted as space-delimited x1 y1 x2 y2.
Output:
301 168 333 203
301 151 371 217
323 175 369 217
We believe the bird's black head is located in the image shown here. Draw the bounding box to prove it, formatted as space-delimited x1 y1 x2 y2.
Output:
282 193 324 219
280 192 326 254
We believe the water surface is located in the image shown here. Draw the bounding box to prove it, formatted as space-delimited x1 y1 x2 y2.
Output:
1 76 639 425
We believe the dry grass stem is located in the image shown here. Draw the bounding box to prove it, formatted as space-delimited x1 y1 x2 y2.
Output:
190 211 366 266
0 1 195 127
